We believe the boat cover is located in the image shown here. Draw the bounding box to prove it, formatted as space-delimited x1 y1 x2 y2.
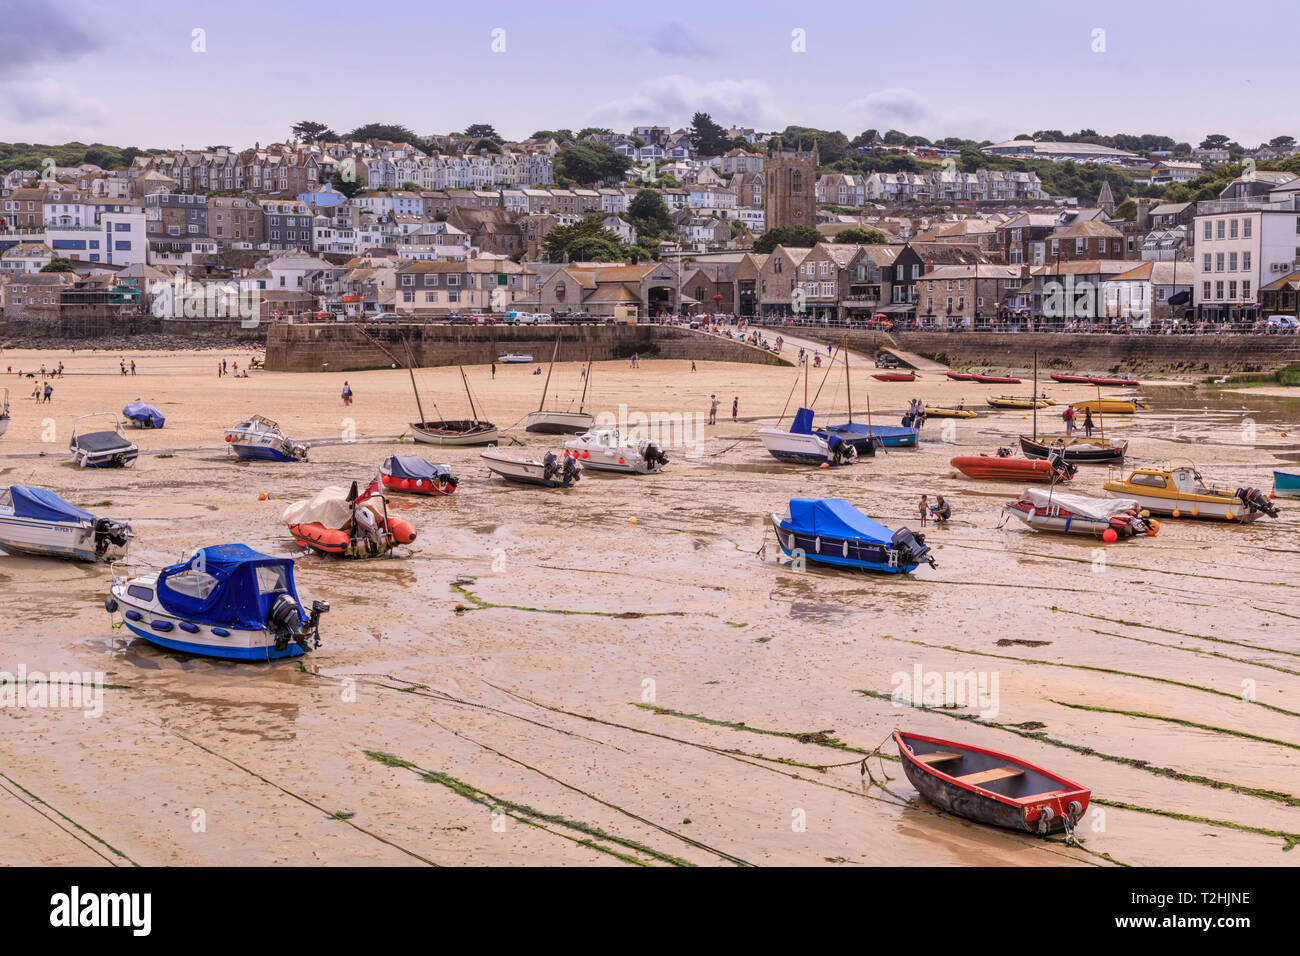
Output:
785 498 894 545
790 407 815 434
8 486 93 524
282 486 357 530
1019 488 1138 520
73 430 135 453
384 456 449 480
123 401 165 428
825 422 917 441
156 543 302 629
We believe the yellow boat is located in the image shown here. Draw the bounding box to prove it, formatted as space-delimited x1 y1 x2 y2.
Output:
1071 399 1150 414
925 406 979 419
1102 465 1279 522
987 395 1055 409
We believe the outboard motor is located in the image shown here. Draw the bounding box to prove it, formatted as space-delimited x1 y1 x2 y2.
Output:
92 518 130 556
543 451 559 482
643 442 669 470
1237 487 1279 518
1045 448 1077 481
267 593 329 653
561 454 581 486
439 469 460 491
891 528 936 569
829 436 857 465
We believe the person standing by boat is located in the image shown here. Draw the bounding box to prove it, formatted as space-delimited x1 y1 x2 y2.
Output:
732 396 738 422
1063 405 1076 435
918 494 929 526
1083 408 1094 437
709 394 719 425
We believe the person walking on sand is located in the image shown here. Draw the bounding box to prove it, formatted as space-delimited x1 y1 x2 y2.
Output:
918 494 929 527
130 360 135 375
342 381 353 405
690 360 696 372
1084 408 1094 437
217 361 223 378
491 362 496 379
732 396 738 422
42 382 52 403
709 394 719 425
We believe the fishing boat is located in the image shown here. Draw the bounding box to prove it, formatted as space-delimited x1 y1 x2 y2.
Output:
987 395 1055 409
1090 375 1139 387
1103 466 1278 522
497 353 533 364
769 498 935 574
1005 487 1156 538
284 480 417 558
105 544 329 660
1071 398 1149 414
70 412 139 468
525 334 595 434
225 414 309 462
872 371 916 382
894 730 1089 835
0 388 10 437
971 373 1022 384
379 455 458 496
946 372 978 382
951 448 1075 483
122 400 165 429
925 406 979 419
482 449 582 487
1019 434 1127 464
0 485 131 562
1274 470 1300 499
1049 373 1093 384
564 428 669 474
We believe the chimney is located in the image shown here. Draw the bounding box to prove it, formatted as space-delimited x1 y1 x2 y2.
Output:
1136 198 1151 232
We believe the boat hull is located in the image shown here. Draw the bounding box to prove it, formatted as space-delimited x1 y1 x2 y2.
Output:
0 516 126 562
951 456 1065 483
481 451 579 487
757 427 832 465
770 513 917 574
925 408 978 419
230 443 303 462
110 583 305 660
872 373 915 382
987 397 1053 409
946 372 978 381
525 410 596 434
412 421 499 446
1019 436 1126 464
972 375 1021 384
1274 471 1300 498
1071 399 1148 414
825 423 917 448
1049 373 1092 384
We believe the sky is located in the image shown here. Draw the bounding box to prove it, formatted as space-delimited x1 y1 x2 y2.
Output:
2 0 1295 150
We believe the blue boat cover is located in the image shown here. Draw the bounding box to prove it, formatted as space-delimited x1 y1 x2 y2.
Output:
385 455 447 480
790 407 815 434
156 543 302 629
123 402 165 428
8 486 93 524
786 498 894 545
825 422 917 440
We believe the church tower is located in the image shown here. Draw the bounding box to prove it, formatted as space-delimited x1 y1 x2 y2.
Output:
764 141 818 231
1097 179 1116 216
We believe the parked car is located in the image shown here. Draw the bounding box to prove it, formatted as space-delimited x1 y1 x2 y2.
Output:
366 312 402 323
875 353 900 368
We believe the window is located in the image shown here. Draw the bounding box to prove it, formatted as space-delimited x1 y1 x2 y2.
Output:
1243 251 1252 270
401 275 413 286
1229 252 1238 271
1243 281 1251 298
1216 220 1225 239
1230 219 1238 238
402 290 414 302
1216 253 1224 272
1203 253 1212 271
1243 219 1252 238
1203 220 1212 240
1202 281 1211 298
1215 281 1224 298
1229 281 1237 298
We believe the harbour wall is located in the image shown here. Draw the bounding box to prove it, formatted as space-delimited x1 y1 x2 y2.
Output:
264 323 790 372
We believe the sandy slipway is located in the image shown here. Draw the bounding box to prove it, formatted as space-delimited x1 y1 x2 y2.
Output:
0 346 1297 866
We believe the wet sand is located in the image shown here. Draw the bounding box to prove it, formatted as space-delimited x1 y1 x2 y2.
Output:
0 343 1297 867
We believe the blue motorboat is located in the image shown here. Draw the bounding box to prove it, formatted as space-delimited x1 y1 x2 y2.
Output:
1274 470 1300 499
769 498 935 574
122 400 165 429
823 421 918 449
225 414 309 462
106 544 328 660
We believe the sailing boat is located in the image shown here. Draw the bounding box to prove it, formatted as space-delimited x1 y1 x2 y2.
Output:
820 335 885 455
1019 354 1125 464
525 333 595 434
389 335 497 446
756 348 858 465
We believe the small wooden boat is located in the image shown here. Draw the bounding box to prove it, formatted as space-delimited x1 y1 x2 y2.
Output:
946 371 978 381
482 450 582 487
70 412 139 468
894 730 1089 834
380 456 458 496
987 395 1055 409
1020 434 1126 464
1049 373 1092 384
971 373 1021 384
925 406 978 419
872 372 916 382
770 498 935 574
951 450 1074 483
225 414 308 462
1274 470 1300 499
412 419 498 446
1104 466 1278 521
1090 375 1139 387
1071 398 1149 414
1005 488 1156 538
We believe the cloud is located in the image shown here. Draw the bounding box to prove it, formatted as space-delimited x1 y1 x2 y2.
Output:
646 21 707 58
1 78 107 128
0 1 104 78
588 75 779 129
843 88 933 128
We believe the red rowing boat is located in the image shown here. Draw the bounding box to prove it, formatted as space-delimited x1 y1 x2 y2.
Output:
950 453 1071 482
1089 376 1139 387
946 371 978 381
971 373 1021 384
894 730 1090 834
872 372 916 382
1049 373 1092 384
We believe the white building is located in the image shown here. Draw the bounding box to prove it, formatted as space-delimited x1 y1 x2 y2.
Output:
1192 185 1300 319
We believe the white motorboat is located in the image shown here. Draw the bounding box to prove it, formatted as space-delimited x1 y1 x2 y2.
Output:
564 428 668 474
1004 488 1156 539
225 414 309 462
70 412 139 468
0 485 131 562
481 449 581 487
497 353 534 364
0 387 10 438
758 409 857 466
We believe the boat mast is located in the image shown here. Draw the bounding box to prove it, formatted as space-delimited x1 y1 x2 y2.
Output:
1032 349 1038 440
538 331 559 412
401 334 427 424
578 344 592 410
804 348 809 408
460 365 478 420
843 334 852 423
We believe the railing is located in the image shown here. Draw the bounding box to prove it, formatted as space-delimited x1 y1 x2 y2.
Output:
1196 195 1300 214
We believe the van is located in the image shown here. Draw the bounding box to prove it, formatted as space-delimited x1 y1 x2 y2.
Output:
1265 315 1300 332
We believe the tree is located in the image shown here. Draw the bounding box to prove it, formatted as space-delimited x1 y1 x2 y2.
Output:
40 257 75 273
627 189 675 240
752 226 821 254
1200 133 1231 150
577 127 613 139
471 138 502 154
330 169 361 199
833 228 887 244
688 112 731 157
542 215 626 262
463 124 500 141
530 129 574 142
1270 135 1296 150
346 123 426 149
555 141 631 185
292 121 336 143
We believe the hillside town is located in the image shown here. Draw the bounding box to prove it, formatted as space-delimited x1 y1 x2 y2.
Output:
3 121 1300 335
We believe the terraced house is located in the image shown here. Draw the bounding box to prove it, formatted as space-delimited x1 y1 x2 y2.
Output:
394 258 525 316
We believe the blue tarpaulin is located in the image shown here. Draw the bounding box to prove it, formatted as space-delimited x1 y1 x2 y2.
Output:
790 408 815 434
123 401 165 428
156 544 302 629
786 498 893 545
8 486 93 524
384 456 448 481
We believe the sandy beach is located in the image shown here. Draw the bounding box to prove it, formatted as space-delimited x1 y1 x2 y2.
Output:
0 341 1297 867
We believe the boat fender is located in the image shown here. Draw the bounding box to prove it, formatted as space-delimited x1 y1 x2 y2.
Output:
842 540 849 558
1037 805 1055 835
104 597 118 613
814 536 821 554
